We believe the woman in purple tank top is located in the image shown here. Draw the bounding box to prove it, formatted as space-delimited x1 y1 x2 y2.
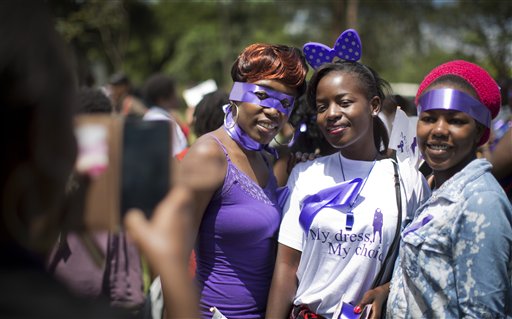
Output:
140 43 308 318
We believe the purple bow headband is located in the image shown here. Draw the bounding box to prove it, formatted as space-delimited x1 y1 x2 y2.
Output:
303 29 362 69
229 81 295 117
418 88 491 128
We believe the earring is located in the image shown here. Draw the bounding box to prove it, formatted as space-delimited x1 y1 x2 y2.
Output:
224 102 239 129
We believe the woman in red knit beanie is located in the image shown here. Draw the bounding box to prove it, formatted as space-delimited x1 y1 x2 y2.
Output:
386 60 512 318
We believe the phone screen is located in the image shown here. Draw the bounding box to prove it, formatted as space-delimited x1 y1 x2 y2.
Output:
120 119 171 218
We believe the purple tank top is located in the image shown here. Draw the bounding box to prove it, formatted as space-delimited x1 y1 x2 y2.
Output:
196 136 281 319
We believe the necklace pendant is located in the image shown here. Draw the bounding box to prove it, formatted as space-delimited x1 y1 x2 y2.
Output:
345 211 354 231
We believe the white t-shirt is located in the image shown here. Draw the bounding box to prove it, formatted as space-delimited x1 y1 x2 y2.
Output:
143 106 188 156
279 152 429 317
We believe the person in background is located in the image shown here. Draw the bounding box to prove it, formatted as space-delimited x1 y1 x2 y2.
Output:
47 87 146 314
386 60 512 318
192 90 229 138
0 3 128 317
478 77 512 199
485 127 512 199
140 43 308 319
108 72 148 118
379 94 413 138
175 89 229 161
0 2 219 318
75 87 115 114
142 73 189 157
267 29 429 319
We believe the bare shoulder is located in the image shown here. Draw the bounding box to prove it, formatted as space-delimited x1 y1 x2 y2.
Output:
176 132 227 191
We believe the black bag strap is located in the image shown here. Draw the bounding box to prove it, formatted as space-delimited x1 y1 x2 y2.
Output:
371 160 402 288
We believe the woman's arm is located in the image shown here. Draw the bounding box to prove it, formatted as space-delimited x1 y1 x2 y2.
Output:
266 243 302 318
454 192 512 317
489 128 512 180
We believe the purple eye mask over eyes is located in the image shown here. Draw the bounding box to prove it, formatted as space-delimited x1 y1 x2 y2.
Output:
229 81 295 117
418 88 491 128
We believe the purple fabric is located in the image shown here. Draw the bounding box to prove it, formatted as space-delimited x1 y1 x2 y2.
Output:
195 136 281 319
299 178 363 232
418 88 491 127
229 81 295 117
402 214 433 237
223 104 278 158
47 231 145 309
48 232 107 298
106 232 145 309
276 186 290 210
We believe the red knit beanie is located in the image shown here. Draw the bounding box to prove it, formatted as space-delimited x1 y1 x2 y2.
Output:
416 60 501 145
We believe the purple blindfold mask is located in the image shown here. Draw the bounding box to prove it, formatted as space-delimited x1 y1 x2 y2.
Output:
418 88 491 128
229 82 295 117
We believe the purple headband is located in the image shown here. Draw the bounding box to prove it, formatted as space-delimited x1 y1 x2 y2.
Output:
418 88 491 128
303 29 362 69
229 81 295 117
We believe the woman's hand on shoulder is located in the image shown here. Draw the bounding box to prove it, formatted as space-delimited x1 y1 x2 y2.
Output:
286 150 320 175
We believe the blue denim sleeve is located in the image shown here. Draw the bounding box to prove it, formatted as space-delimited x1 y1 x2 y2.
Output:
452 191 512 318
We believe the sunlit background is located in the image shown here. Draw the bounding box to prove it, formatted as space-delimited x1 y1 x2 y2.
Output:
48 0 512 103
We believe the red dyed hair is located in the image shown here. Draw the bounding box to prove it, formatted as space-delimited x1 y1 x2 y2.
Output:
416 60 501 145
231 43 308 96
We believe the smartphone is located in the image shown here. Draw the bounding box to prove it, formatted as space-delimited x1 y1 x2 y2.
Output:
334 299 372 319
120 118 171 219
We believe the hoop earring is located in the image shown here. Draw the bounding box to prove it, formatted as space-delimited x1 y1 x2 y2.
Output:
224 102 239 130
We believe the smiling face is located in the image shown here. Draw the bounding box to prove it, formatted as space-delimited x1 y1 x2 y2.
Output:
417 84 484 182
235 79 297 145
314 70 380 159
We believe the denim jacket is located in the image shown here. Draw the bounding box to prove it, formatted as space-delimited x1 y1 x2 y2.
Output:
387 159 512 319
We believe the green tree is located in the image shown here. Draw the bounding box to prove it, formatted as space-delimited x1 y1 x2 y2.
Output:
49 0 511 91
428 0 512 81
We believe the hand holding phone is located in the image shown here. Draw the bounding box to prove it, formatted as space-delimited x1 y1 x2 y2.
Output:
332 296 372 319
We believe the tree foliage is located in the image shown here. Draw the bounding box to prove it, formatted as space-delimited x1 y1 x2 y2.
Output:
49 0 512 93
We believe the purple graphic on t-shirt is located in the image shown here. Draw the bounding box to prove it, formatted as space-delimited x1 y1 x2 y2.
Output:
397 140 405 153
372 208 383 243
411 137 417 155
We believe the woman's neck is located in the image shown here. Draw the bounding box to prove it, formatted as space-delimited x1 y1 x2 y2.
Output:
339 146 380 162
432 154 477 190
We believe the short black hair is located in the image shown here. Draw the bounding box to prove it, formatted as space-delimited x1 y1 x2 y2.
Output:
75 87 112 114
109 72 130 86
193 90 228 137
142 73 176 106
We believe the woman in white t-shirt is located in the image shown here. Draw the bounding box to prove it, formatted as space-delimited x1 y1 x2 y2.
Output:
266 33 429 319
